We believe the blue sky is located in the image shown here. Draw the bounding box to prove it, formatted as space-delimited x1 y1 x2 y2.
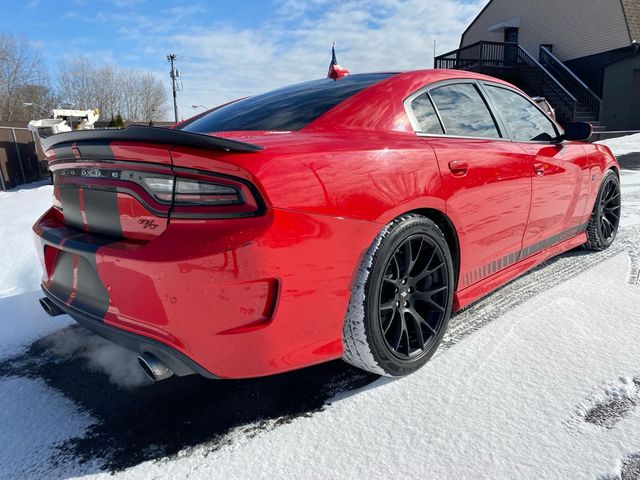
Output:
0 0 487 119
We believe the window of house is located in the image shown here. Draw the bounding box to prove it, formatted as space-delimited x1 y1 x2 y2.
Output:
428 83 501 138
485 85 558 141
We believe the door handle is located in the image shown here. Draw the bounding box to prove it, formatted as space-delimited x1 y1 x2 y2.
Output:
448 160 469 176
533 161 545 176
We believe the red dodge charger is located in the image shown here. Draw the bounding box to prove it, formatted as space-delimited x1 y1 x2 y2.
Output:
34 69 620 381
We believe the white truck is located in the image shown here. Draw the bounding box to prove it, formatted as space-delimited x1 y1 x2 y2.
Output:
27 108 100 139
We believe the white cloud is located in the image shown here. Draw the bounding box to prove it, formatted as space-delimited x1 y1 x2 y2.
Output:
158 0 488 119
75 0 487 120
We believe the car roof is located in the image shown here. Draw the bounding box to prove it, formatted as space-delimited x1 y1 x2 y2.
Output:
305 69 519 134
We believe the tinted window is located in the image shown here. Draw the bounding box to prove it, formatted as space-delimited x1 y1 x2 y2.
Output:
180 74 394 133
429 83 500 138
485 85 558 141
410 93 443 134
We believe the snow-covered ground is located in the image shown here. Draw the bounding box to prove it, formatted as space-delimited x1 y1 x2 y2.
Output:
1 136 640 479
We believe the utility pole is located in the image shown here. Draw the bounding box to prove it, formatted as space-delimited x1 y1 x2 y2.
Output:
167 54 179 123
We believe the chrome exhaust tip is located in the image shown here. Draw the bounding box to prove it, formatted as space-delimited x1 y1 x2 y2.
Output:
137 352 174 382
39 297 63 317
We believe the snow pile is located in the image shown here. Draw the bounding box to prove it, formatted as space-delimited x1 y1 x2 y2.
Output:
0 182 52 298
0 291 71 360
0 377 94 479
596 132 640 156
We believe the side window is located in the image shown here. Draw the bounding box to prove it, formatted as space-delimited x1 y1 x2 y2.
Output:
410 93 444 134
429 83 501 138
485 85 558 141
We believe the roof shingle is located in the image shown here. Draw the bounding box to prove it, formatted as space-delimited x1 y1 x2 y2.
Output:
622 0 640 42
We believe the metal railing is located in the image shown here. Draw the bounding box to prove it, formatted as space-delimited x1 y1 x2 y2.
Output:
434 41 520 70
539 46 602 120
434 41 578 126
516 46 577 126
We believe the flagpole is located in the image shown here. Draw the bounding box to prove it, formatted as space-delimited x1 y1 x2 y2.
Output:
433 39 437 67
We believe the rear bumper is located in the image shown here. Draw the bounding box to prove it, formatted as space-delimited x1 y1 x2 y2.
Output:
41 285 218 378
33 206 381 378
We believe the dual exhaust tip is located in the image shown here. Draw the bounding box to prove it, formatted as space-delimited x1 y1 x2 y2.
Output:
39 297 174 383
39 297 64 317
137 353 174 382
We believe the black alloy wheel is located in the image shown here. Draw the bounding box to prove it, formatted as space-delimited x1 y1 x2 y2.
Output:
585 170 621 251
378 234 449 360
342 214 454 377
597 173 621 241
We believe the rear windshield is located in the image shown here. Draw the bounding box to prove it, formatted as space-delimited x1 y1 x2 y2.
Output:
180 73 395 133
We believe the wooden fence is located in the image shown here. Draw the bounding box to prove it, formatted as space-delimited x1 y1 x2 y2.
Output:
0 127 46 190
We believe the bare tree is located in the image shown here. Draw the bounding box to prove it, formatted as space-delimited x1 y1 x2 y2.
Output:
0 32 167 123
0 33 53 121
139 72 168 122
57 56 168 122
92 64 120 120
57 57 99 110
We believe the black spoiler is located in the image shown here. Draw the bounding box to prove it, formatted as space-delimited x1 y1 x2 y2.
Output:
41 125 264 153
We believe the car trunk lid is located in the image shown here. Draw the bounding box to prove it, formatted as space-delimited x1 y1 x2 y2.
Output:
43 126 264 241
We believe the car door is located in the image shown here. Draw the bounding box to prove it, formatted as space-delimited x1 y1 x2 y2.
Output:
483 83 591 254
406 81 532 291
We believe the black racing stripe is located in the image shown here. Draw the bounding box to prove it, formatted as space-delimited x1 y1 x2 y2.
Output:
464 222 591 289
53 141 115 161
83 188 123 238
70 255 110 319
59 186 84 230
49 251 74 303
40 224 115 254
577 221 589 234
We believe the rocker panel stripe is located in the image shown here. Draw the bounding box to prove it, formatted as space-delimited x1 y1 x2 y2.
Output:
460 222 590 289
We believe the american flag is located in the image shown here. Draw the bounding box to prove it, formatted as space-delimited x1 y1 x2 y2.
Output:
327 42 350 80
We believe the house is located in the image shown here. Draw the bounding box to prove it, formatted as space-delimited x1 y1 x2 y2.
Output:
435 0 640 131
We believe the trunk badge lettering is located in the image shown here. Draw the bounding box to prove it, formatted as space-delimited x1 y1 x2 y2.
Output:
138 219 159 230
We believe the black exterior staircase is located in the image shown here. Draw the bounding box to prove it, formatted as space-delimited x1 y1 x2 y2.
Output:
434 41 604 130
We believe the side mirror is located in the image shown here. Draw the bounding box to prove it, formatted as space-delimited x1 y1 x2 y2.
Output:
563 122 592 142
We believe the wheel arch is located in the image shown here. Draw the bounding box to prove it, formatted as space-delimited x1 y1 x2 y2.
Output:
609 164 620 178
406 208 461 291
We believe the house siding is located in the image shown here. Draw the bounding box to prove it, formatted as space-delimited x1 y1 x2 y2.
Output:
461 0 631 61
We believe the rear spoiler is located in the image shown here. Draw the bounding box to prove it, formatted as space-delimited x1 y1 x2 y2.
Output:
41 125 264 153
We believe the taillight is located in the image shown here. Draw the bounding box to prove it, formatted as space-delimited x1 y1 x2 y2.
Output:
142 177 174 202
174 178 242 205
169 171 261 218
143 176 244 206
53 167 264 219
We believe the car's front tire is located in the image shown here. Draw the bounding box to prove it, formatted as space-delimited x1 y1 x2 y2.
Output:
584 169 621 251
342 214 454 377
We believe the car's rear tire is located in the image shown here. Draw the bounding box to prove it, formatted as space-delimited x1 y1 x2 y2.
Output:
342 214 454 377
584 170 621 251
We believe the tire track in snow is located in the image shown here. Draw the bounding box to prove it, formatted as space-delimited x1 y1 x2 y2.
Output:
627 249 640 286
439 224 640 352
600 452 640 480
